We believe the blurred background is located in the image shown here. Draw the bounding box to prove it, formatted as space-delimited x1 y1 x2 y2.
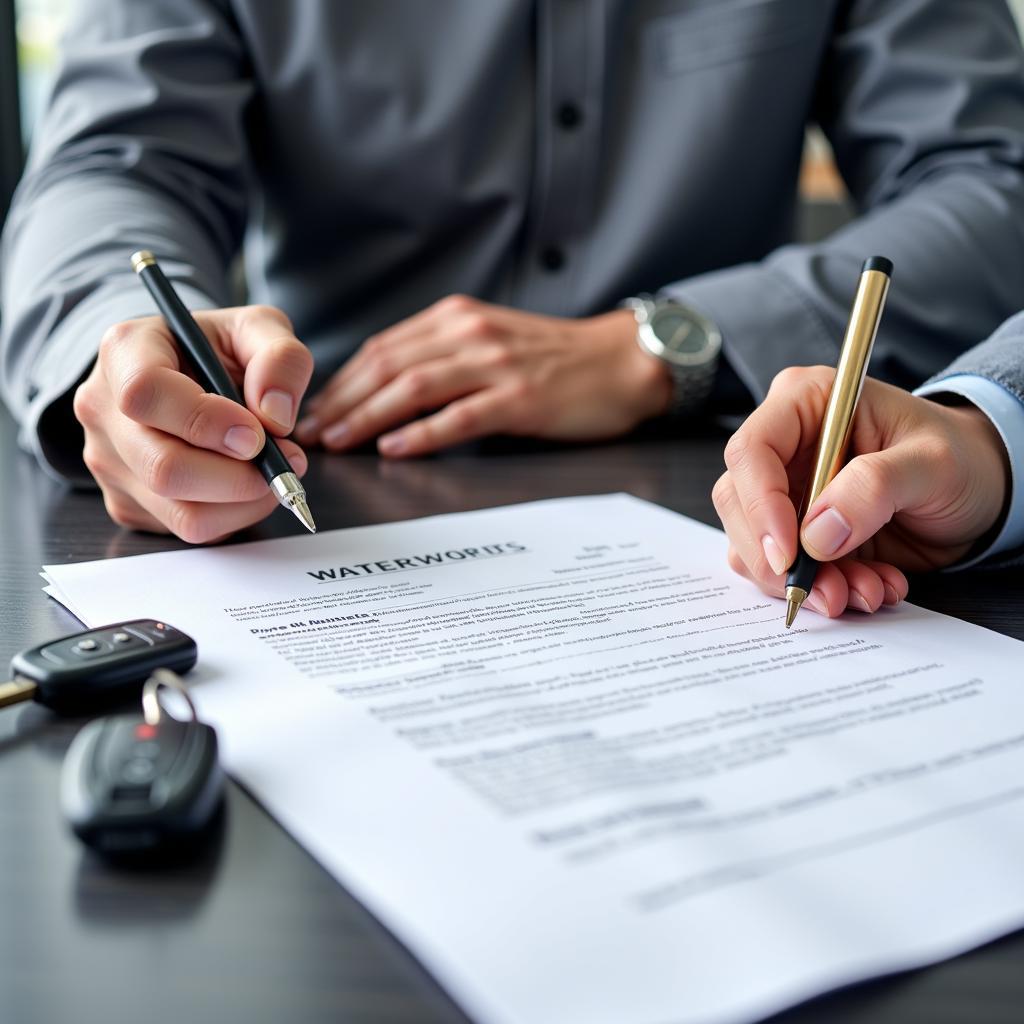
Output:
3 0 1024 237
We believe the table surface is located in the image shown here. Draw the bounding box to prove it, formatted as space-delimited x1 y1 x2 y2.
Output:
3 404 1024 1024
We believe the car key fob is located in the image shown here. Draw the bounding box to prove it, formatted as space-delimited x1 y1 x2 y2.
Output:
6 619 197 714
61 670 223 858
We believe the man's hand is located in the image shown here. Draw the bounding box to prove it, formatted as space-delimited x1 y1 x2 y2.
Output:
74 305 313 543
712 366 1010 617
295 296 671 455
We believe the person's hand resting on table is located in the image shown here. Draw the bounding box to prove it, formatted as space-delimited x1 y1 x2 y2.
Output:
294 296 670 456
712 366 1010 618
73 305 313 543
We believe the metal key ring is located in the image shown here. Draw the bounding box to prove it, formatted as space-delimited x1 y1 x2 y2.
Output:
142 668 199 726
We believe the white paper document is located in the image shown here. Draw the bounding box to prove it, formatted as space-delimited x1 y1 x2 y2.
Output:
43 494 1024 1024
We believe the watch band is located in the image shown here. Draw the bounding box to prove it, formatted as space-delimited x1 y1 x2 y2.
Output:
665 352 719 415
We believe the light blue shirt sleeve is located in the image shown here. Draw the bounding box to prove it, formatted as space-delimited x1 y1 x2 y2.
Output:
913 373 1024 569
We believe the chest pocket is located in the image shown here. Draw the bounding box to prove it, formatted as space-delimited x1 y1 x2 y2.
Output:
649 0 818 75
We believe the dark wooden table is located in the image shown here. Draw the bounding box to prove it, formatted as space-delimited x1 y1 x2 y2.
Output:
2 403 1023 1024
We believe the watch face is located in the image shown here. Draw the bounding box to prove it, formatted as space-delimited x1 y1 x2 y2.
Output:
634 300 722 408
651 307 709 356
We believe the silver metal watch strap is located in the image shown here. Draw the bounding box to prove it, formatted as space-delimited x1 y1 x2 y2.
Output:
665 356 718 416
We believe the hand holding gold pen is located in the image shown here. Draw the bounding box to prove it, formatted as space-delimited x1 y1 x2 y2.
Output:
713 257 1011 619
784 256 893 626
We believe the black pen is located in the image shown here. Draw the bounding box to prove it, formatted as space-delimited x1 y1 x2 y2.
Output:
785 256 892 628
131 250 316 533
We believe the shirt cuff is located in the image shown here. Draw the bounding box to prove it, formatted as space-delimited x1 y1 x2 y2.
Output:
914 373 1024 569
662 262 840 403
22 281 217 484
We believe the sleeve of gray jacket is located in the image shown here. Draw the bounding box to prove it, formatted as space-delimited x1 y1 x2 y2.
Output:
924 310 1024 407
0 0 250 483
920 314 1024 569
666 0 1024 403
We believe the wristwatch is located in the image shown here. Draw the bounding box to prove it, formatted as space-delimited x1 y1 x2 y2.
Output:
625 295 722 416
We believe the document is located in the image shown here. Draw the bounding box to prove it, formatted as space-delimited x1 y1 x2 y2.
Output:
43 494 1024 1024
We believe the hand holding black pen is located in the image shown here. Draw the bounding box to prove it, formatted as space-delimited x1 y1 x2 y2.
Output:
130 251 316 534
70 253 315 542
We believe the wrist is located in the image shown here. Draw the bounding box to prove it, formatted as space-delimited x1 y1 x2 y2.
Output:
590 308 674 420
949 402 1011 539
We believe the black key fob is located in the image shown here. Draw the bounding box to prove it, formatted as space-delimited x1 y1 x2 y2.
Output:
11 619 197 714
61 671 223 858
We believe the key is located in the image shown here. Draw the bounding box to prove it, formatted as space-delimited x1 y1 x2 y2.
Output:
62 669 224 857
0 619 197 715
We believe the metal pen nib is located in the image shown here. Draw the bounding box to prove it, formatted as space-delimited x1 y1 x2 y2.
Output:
289 495 316 534
270 472 317 533
784 586 807 629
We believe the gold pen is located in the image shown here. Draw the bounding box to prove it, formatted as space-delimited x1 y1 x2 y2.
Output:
785 256 893 628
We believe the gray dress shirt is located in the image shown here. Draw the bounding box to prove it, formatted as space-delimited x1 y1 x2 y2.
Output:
4 0 1024 482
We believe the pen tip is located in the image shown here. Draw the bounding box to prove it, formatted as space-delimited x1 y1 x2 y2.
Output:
291 498 317 534
269 472 316 533
784 585 807 629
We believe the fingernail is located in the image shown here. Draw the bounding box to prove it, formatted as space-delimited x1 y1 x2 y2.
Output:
761 535 788 576
379 433 406 455
260 389 295 430
883 583 901 606
805 588 829 616
296 415 319 438
802 507 851 557
322 421 349 447
223 425 261 458
849 590 873 614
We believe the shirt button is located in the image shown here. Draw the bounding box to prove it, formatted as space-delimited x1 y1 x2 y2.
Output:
556 102 583 130
539 246 565 272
